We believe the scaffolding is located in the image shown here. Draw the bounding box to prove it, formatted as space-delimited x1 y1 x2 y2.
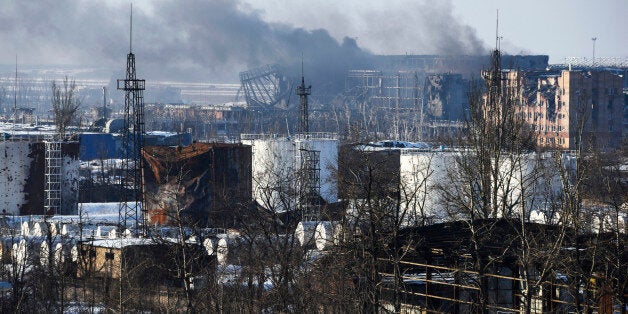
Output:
298 146 321 221
44 141 62 215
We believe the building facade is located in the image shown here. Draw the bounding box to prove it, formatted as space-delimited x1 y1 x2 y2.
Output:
506 69 623 150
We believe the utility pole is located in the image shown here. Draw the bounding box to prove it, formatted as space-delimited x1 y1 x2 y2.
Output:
102 86 108 120
591 37 597 66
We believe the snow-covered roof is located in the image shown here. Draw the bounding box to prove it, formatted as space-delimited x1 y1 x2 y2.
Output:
88 237 157 249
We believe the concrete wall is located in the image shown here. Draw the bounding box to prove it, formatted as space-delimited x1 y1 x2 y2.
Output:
0 141 79 215
399 151 456 224
0 141 32 215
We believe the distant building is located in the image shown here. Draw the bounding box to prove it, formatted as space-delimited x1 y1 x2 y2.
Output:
504 69 623 150
77 238 211 283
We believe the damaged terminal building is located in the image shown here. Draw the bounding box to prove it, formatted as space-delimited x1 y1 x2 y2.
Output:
235 54 549 139
342 54 549 138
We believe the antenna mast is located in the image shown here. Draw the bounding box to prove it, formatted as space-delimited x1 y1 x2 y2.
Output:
591 37 597 66
495 9 499 51
117 4 147 236
296 56 311 134
13 55 17 135
102 87 108 120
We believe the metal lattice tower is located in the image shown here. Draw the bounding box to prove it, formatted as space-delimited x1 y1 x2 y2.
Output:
117 8 147 235
299 147 320 221
44 141 62 215
296 74 311 134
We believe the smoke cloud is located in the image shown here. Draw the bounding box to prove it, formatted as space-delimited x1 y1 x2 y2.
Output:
0 0 487 85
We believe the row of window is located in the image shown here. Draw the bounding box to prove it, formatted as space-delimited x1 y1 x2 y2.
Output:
539 137 567 145
530 124 565 132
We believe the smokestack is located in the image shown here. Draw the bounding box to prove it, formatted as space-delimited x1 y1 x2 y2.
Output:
102 86 107 120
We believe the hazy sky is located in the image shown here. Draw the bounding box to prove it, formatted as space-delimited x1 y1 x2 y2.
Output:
244 0 628 63
0 0 625 82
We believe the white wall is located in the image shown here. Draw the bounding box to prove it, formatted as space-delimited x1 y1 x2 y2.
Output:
0 141 32 215
242 136 338 212
399 151 457 224
0 141 80 215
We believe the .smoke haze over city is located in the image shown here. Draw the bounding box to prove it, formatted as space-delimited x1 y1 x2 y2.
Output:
0 0 488 83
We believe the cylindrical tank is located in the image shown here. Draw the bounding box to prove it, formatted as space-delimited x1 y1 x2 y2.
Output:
70 244 78 262
40 241 50 267
203 238 214 256
48 222 58 236
53 242 65 266
31 222 50 237
216 238 228 265
295 221 319 247
20 221 30 236
314 221 342 251
12 238 28 268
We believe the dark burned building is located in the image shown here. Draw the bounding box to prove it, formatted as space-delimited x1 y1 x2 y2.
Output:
338 144 401 201
380 220 626 313
142 142 252 227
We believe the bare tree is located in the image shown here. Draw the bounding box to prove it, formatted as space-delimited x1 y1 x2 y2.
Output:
51 76 81 139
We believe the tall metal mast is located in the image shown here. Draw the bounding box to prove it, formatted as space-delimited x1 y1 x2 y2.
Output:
102 86 108 120
591 37 597 66
13 55 17 135
295 59 311 134
117 5 147 235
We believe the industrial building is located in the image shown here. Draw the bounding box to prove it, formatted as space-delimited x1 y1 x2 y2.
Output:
504 69 624 150
340 143 567 226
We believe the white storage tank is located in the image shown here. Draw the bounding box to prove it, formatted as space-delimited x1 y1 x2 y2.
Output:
295 221 319 247
203 238 214 256
216 238 228 265
242 133 338 212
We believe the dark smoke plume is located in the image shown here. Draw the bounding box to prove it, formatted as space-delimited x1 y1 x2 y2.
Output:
0 0 486 86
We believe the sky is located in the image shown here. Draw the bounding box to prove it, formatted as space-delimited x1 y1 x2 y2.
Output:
244 0 627 62
0 0 625 82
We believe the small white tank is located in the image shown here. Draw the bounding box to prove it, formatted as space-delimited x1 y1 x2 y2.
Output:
216 238 228 265
32 222 50 237
70 245 78 262
53 242 64 266
20 221 30 236
48 222 58 236
61 224 69 236
295 221 319 247
203 238 214 256
315 221 341 251
40 241 50 267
